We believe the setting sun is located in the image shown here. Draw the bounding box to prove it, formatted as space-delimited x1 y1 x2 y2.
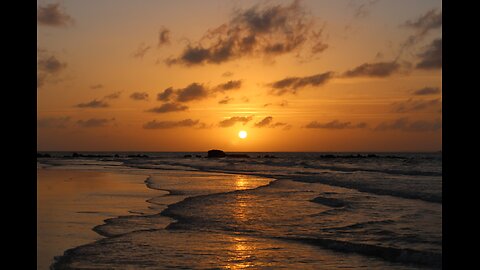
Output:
238 131 248 139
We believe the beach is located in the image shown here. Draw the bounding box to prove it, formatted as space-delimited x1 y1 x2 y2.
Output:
38 152 441 269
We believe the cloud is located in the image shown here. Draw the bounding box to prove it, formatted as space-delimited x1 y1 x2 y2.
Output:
77 118 115 128
37 55 67 74
413 87 441 95
104 91 122 100
143 119 200 129
222 71 234 77
158 27 171 47
269 71 334 95
350 0 379 19
176 83 209 102
218 96 233 104
133 43 151 58
37 3 74 27
218 116 253 127
397 9 442 59
214 80 242 92
391 98 441 113
416 38 442 70
254 116 273 127
147 103 188 113
130 92 149 101
375 118 442 132
404 9 442 33
37 52 68 89
37 116 71 128
76 99 109 108
343 61 401 78
305 120 368 129
157 87 174 101
90 84 104 89
165 0 327 66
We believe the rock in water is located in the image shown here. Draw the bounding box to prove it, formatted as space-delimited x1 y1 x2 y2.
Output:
207 149 226 158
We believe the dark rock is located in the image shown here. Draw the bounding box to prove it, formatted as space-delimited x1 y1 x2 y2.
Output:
37 153 51 158
195 155 202 158
114 154 120 158
72 152 80 158
207 149 226 158
184 154 192 158
263 154 276 158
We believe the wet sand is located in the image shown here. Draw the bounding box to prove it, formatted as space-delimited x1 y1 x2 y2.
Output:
37 168 159 270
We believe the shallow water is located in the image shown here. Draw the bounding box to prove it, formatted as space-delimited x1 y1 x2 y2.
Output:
38 152 441 269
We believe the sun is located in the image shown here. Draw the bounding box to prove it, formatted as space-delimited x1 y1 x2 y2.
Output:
238 130 248 139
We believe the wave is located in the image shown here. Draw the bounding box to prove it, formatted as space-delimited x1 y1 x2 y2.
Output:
276 236 441 268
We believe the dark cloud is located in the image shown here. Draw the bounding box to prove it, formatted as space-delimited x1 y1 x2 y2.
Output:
413 87 441 95
404 9 442 32
214 80 242 92
391 98 441 113
398 9 442 59
158 27 171 47
343 61 400 78
218 116 253 128
375 118 442 132
222 71 234 77
218 96 233 104
306 120 368 129
37 52 68 89
133 43 151 59
90 84 104 89
269 71 334 95
76 99 109 108
104 91 122 100
37 75 46 89
130 92 149 101
147 103 188 113
166 0 327 66
143 119 200 129
37 55 67 74
416 38 442 70
254 116 273 127
77 118 115 128
37 116 71 128
37 3 74 27
176 83 209 102
157 87 174 101
351 0 379 19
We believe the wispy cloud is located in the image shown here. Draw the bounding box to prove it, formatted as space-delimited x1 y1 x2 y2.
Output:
218 116 253 127
146 103 188 113
143 119 200 129
76 99 109 108
130 92 149 101
37 3 74 27
269 71 334 95
305 120 367 129
375 118 441 132
77 118 115 128
165 0 327 66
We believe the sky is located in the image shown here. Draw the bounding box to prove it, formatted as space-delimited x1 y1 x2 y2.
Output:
37 0 442 152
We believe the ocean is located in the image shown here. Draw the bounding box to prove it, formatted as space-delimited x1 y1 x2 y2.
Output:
38 152 442 269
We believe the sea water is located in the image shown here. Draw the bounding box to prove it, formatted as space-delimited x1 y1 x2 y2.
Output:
39 152 441 269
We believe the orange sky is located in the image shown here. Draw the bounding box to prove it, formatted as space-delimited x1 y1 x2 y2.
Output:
37 0 442 152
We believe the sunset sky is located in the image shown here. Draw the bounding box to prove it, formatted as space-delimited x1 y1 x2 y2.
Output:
37 0 442 152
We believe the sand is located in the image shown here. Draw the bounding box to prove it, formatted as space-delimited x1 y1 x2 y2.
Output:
37 168 158 270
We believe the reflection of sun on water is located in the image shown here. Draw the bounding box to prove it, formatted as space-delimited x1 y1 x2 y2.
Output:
234 175 248 190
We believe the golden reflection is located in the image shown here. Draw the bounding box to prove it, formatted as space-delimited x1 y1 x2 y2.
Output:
225 237 256 269
234 175 248 190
